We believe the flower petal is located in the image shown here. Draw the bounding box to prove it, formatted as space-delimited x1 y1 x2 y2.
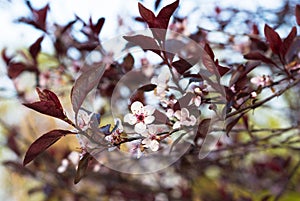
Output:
131 101 143 114
148 125 157 135
173 121 181 129
181 108 190 119
194 96 201 107
144 105 155 115
149 140 159 151
144 115 155 124
134 122 146 133
124 114 137 125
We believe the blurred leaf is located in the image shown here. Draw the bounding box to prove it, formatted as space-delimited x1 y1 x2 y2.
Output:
122 53 134 72
89 17 105 35
7 62 27 78
74 152 92 184
296 5 300 26
23 129 75 166
29 36 44 60
281 27 297 57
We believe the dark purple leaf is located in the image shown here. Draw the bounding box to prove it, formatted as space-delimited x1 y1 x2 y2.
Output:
23 101 66 120
264 24 282 55
244 51 279 67
215 60 230 76
3 161 35 176
74 152 92 184
36 88 62 110
281 27 297 57
296 5 300 26
156 0 179 29
204 43 215 60
138 84 157 91
71 65 106 120
123 35 161 56
138 2 156 26
172 58 193 74
29 36 44 60
20 2 49 32
23 130 75 166
226 114 242 136
90 17 105 35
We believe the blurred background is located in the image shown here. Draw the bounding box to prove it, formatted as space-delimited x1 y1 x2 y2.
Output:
0 0 300 200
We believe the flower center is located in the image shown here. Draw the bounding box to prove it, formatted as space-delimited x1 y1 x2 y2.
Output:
136 114 145 122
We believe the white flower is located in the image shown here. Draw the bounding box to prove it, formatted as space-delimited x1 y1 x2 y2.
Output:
105 118 123 145
251 75 272 87
124 101 155 133
142 138 159 151
190 87 202 107
151 71 170 97
141 125 160 152
168 108 197 129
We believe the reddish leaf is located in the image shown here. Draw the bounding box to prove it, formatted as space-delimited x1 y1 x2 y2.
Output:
74 152 92 184
23 88 69 122
24 101 65 120
123 35 161 56
29 36 44 60
244 51 278 67
36 88 63 110
264 24 282 55
71 65 106 119
281 27 297 57
7 62 27 78
296 5 300 26
23 130 75 166
20 2 49 32
138 0 179 41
